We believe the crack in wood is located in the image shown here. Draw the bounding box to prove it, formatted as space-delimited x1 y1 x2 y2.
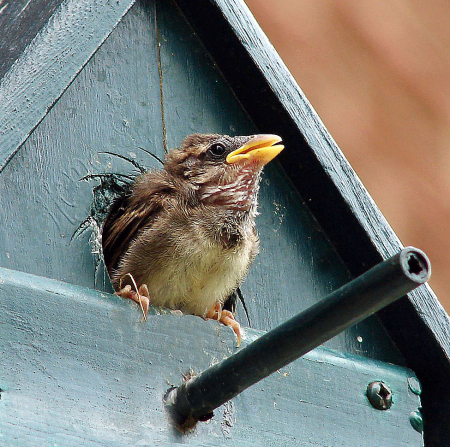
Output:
155 0 167 154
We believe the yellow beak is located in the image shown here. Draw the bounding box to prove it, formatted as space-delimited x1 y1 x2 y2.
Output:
226 134 284 165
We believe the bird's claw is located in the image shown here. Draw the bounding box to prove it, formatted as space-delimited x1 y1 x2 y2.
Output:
205 302 241 347
116 277 150 320
219 310 242 347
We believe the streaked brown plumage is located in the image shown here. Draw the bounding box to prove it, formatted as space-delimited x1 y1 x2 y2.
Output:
102 133 284 345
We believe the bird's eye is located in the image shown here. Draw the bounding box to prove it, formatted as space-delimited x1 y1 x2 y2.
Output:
207 143 226 159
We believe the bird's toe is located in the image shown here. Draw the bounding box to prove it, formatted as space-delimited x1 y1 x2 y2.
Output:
219 310 242 347
115 279 151 320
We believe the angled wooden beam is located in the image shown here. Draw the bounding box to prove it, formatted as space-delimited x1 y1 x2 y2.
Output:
0 267 422 445
173 0 450 443
0 0 64 79
0 0 136 172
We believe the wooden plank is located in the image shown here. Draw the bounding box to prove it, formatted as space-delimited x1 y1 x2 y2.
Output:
154 0 258 149
0 0 136 172
0 267 423 446
172 0 450 443
0 0 64 79
0 0 433 443
155 0 404 364
0 0 403 364
0 1 164 292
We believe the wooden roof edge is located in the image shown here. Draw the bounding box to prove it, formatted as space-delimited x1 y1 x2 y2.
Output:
0 0 136 172
173 0 450 366
174 0 450 441
1 0 447 382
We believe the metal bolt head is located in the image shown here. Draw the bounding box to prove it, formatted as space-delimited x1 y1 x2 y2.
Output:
407 376 422 396
366 381 393 410
409 410 424 433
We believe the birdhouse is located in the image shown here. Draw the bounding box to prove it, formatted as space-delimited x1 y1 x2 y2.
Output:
1 0 449 446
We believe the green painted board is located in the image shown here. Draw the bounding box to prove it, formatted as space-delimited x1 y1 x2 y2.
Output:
0 0 403 365
0 0 136 171
0 268 422 446
0 0 447 443
0 0 64 79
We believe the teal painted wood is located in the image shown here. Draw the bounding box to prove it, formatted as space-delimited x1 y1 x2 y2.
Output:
0 0 64 79
155 0 257 147
0 0 136 171
0 2 164 292
0 0 404 363
155 0 404 363
0 268 422 446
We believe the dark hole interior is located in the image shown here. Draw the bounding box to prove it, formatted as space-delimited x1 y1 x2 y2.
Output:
407 254 424 275
378 384 391 399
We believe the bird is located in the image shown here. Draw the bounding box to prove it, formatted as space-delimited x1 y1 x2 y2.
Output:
101 133 284 346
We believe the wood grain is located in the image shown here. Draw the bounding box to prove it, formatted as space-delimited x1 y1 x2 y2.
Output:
0 267 423 446
0 2 163 292
0 0 63 79
173 0 450 443
0 0 136 172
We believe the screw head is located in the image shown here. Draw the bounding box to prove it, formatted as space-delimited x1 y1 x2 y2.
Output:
407 376 422 396
366 381 393 410
409 409 424 433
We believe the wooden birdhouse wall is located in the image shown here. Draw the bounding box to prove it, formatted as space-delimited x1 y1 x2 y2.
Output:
1 0 404 362
2 0 444 445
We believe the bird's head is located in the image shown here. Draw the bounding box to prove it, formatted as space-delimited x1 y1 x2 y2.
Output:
164 134 284 211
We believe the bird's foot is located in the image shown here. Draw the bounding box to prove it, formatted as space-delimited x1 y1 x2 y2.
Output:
206 302 241 347
116 274 150 320
219 310 242 347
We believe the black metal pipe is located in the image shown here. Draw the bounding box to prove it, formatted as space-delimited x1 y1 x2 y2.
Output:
165 247 431 427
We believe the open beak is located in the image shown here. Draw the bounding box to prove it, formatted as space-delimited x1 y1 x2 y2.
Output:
226 134 284 166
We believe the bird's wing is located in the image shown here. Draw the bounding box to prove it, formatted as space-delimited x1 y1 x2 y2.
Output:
102 173 172 275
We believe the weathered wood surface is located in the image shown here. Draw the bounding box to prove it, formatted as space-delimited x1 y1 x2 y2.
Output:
0 267 422 446
0 0 161 292
174 0 450 443
0 0 64 79
0 0 403 363
0 0 136 171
